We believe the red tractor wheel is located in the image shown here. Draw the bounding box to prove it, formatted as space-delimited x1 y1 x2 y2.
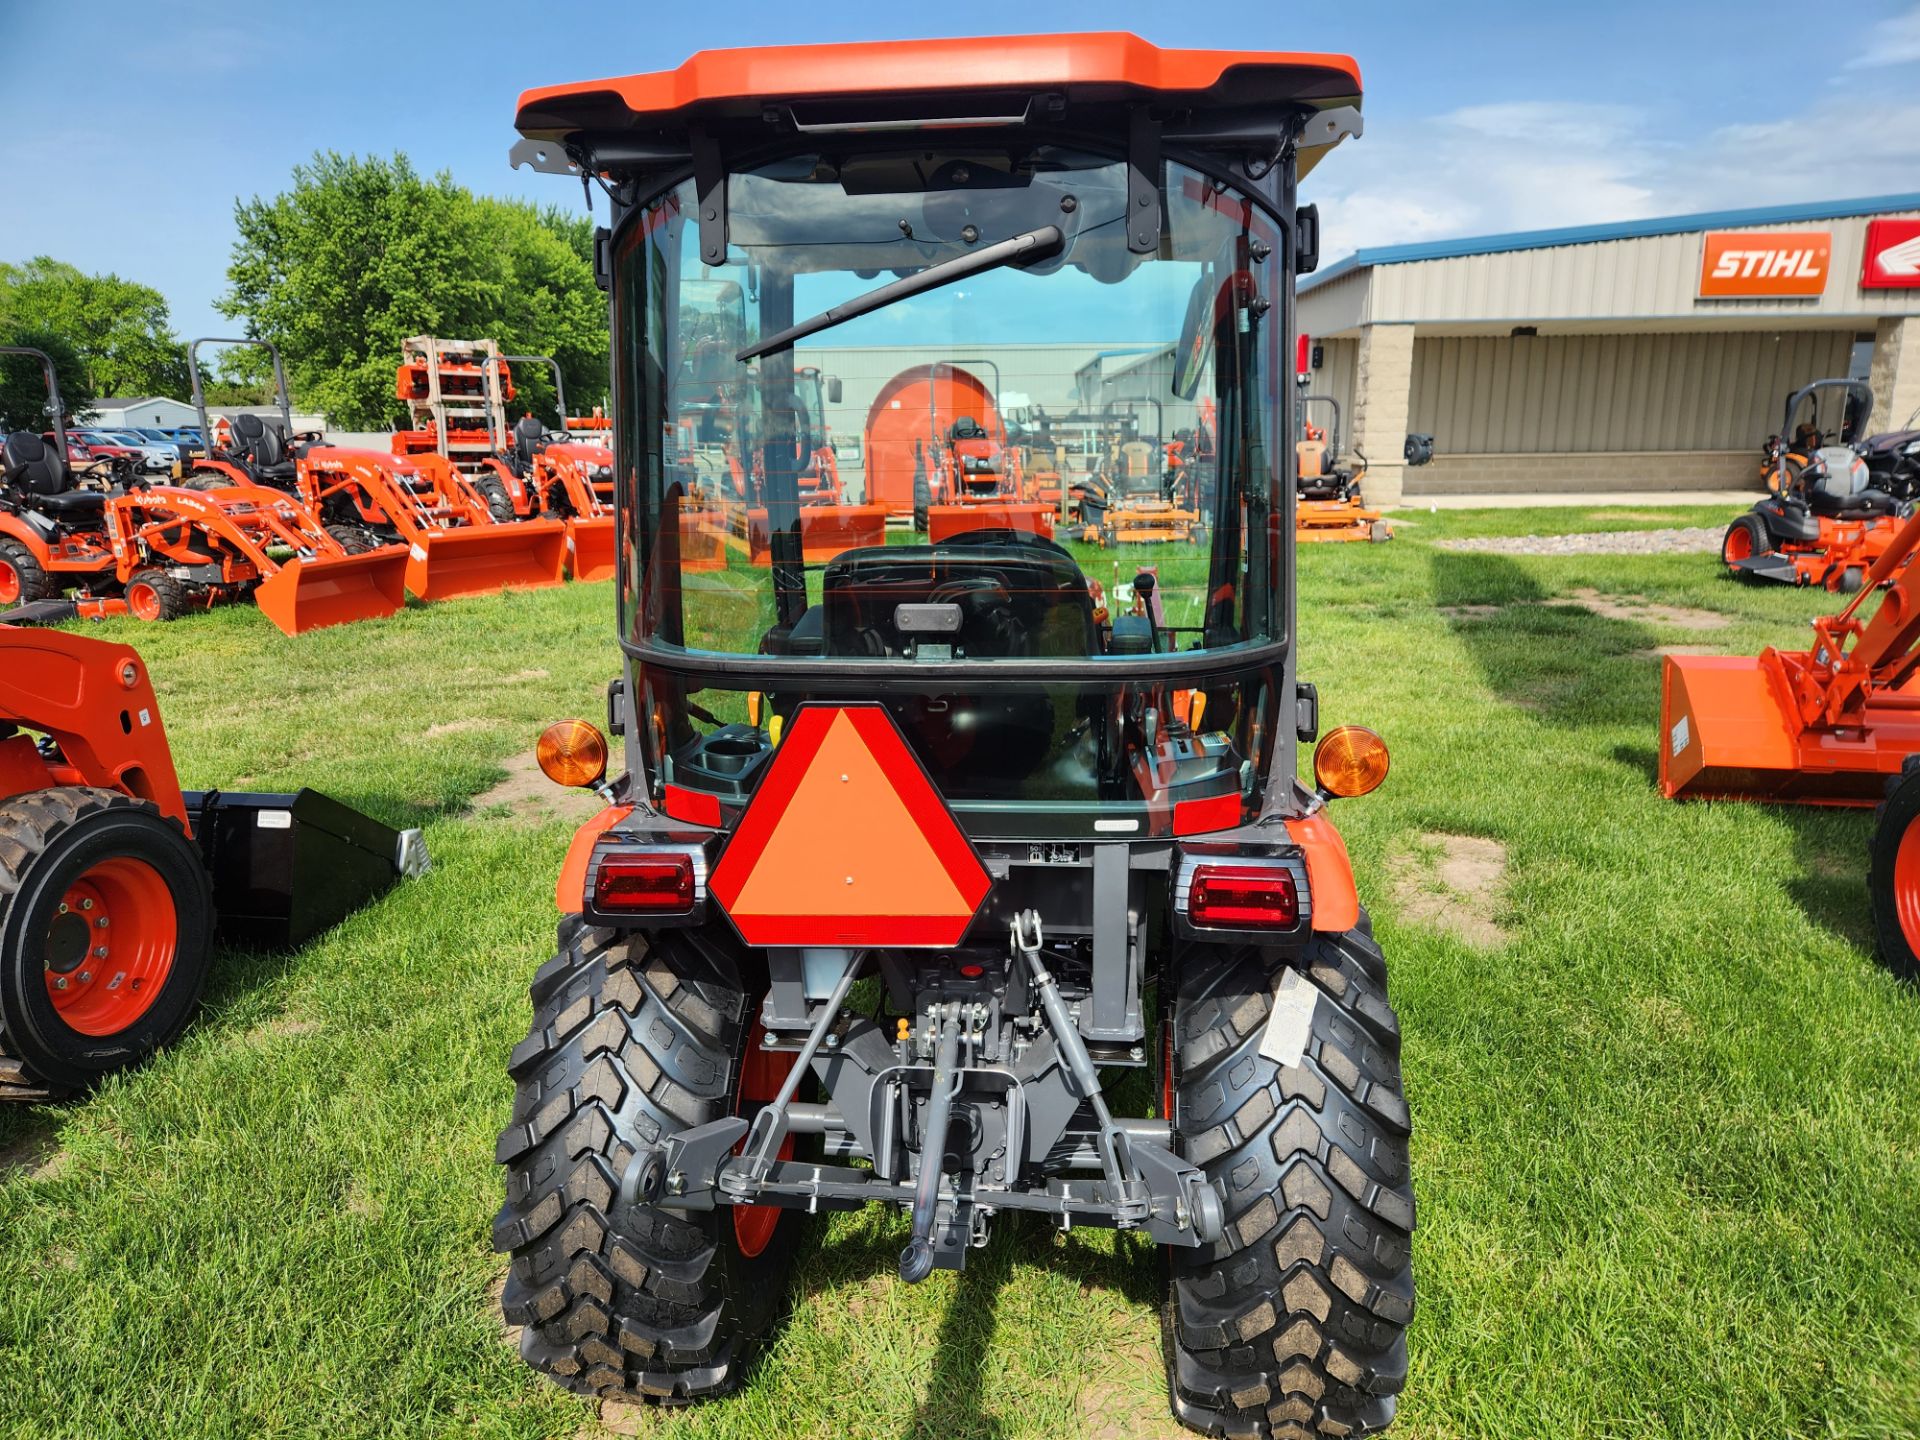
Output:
125 569 187 623
0 787 214 1094
0 538 53 609
1869 759 1920 983
732 1016 797 1257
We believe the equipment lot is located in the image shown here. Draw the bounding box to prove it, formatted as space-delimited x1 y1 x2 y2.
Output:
1 506 1916 1440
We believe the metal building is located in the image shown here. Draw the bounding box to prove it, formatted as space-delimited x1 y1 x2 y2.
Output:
1298 194 1920 503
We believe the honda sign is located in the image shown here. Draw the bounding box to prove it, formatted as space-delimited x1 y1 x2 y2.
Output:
1861 218 1920 291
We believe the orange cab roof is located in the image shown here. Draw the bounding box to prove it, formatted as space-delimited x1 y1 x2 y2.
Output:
515 33 1360 139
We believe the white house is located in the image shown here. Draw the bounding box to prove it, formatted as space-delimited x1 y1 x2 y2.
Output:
86 396 201 429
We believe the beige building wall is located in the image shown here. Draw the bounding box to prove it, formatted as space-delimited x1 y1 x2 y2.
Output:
1407 329 1856 454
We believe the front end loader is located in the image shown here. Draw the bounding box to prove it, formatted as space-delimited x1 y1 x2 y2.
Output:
186 338 567 604
0 625 425 1098
498 36 1412 1439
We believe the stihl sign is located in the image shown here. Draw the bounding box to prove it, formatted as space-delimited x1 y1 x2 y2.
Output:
1861 219 1920 290
1698 230 1831 298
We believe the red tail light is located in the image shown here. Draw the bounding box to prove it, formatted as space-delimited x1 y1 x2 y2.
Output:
1188 864 1299 929
593 853 694 912
1296 333 1311 378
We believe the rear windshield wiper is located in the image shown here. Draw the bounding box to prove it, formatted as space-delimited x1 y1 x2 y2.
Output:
736 224 1065 362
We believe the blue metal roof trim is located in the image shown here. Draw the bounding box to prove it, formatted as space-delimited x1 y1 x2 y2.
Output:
1299 192 1920 293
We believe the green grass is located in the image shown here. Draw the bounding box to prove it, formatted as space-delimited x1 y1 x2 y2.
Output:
3 507 1919 1440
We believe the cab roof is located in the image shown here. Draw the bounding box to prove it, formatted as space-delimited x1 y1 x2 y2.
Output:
514 33 1361 141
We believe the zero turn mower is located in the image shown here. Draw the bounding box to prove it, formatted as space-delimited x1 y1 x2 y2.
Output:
0 624 425 1099
1295 391 1390 543
1075 399 1210 548
499 36 1411 1438
186 339 568 603
1722 378 1909 592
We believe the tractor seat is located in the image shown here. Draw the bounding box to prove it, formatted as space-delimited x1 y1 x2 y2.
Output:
1812 487 1899 520
35 490 108 515
3 430 72 497
512 416 546 474
229 413 298 483
949 416 986 443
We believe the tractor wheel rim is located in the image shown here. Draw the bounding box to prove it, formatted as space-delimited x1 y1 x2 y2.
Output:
128 583 162 622
732 1016 796 1258
42 856 176 1036
0 559 19 605
1894 820 1920 959
1724 526 1753 566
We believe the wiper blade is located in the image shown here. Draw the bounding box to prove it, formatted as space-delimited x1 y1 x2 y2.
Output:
736 224 1065 363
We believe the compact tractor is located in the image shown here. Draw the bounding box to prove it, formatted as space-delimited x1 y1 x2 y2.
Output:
1 346 406 635
0 625 424 1098
1722 378 1909 591
185 339 568 602
497 36 1411 1439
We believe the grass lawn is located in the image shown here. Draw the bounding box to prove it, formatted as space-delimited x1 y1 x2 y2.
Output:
2 504 1917 1440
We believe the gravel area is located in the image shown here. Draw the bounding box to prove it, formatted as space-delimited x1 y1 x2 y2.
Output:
1436 527 1723 556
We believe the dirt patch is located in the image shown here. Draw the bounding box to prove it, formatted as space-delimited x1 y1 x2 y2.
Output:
1438 603 1503 621
1631 644 1721 660
425 718 490 739
1438 527 1722 557
592 1400 656 1437
246 1013 317 1044
1563 588 1729 631
503 668 551 683
0 1131 66 1183
487 1266 521 1355
1080 1340 1187 1440
472 750 608 826
1389 832 1510 947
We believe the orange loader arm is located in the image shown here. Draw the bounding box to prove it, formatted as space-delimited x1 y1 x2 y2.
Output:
0 625 190 828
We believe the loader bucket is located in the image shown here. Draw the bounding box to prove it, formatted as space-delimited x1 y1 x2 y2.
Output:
254 547 409 636
925 503 1055 546
747 503 890 563
568 515 620 581
183 788 429 948
403 519 569 602
1660 652 1894 806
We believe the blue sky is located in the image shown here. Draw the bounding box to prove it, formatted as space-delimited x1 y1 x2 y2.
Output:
9 0 1920 340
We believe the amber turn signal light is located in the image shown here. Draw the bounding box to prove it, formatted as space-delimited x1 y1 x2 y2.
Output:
537 719 609 789
1313 725 1389 798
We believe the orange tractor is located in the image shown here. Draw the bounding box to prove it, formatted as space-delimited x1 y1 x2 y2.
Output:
1721 378 1909 592
1 345 406 636
0 625 424 1098
502 34 1409 1438
186 339 568 603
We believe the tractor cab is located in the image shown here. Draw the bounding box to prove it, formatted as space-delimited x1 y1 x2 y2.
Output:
502 38 1413 1438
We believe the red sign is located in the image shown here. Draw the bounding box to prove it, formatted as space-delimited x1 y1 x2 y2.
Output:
708 705 990 947
1698 230 1831 298
1862 218 1920 290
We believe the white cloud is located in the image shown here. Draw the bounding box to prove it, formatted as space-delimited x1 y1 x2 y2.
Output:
1309 91 1920 262
1846 3 1920 67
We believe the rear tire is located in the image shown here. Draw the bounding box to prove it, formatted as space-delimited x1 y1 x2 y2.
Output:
1722 513 1770 574
0 787 214 1095
475 475 518 524
1869 759 1920 983
325 524 381 555
182 469 236 492
494 920 803 1402
125 568 187 622
1163 916 1414 1439
0 538 53 608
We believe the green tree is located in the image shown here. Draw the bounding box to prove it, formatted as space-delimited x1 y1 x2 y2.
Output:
220 152 607 431
0 327 96 434
0 258 188 399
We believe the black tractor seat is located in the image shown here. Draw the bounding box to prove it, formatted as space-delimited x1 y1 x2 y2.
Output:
1810 486 1899 520
228 413 299 484
510 416 547 476
2 430 108 517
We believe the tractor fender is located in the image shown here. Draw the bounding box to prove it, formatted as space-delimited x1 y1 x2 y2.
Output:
1283 811 1359 932
556 804 633 913
0 510 58 557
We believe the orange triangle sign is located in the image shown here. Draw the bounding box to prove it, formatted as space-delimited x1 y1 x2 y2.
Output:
709 705 990 947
